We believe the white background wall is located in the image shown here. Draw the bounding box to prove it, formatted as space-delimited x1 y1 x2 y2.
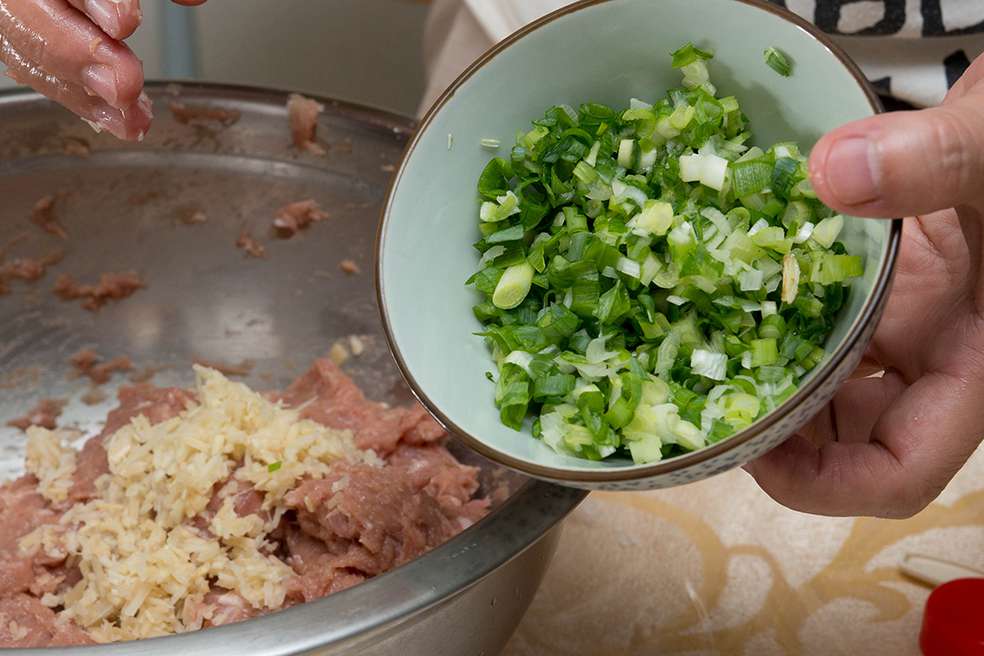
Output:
0 0 430 116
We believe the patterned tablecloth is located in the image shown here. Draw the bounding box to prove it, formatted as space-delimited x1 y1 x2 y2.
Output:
501 447 984 655
419 5 984 654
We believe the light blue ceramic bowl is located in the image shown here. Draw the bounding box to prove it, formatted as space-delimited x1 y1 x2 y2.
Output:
377 0 901 490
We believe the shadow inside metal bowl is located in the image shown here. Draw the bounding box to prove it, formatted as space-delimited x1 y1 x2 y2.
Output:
0 83 585 656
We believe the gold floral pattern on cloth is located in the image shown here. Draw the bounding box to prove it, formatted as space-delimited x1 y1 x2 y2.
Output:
504 449 984 655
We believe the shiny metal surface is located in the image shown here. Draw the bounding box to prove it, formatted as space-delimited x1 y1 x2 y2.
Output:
0 83 585 655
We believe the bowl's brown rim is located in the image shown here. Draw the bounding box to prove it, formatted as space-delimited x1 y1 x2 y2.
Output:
375 0 904 484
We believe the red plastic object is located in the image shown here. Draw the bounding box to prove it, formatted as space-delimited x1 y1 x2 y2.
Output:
920 578 984 655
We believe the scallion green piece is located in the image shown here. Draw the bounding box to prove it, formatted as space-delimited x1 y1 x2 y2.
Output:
492 262 535 309
764 47 793 77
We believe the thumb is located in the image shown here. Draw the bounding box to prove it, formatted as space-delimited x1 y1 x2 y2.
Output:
808 90 984 218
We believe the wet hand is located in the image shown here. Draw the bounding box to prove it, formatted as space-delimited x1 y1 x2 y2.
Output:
0 0 206 140
746 53 984 518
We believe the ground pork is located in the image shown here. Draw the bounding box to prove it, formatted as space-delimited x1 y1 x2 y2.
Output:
183 588 262 630
169 102 241 127
0 595 93 647
68 385 194 502
283 524 367 602
54 272 145 311
1 251 63 282
30 195 68 240
6 398 66 432
285 464 458 577
387 444 490 528
0 251 64 295
286 93 326 155
236 230 266 258
192 357 255 377
273 200 329 239
0 357 486 647
278 358 446 456
339 259 360 275
69 349 134 385
0 476 65 604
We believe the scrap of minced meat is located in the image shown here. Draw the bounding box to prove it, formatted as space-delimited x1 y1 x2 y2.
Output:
80 388 107 406
0 251 64 295
277 358 446 456
286 93 326 155
182 588 262 630
6 399 66 432
69 384 195 502
192 358 254 378
30 196 68 240
1 251 63 282
53 272 144 311
0 595 93 647
284 464 459 598
235 230 266 258
282 524 367 602
89 357 133 385
68 349 99 377
178 207 208 225
387 444 489 528
169 102 241 127
62 137 91 158
69 349 133 385
0 475 67 607
0 476 61 556
4 258 45 282
273 200 329 238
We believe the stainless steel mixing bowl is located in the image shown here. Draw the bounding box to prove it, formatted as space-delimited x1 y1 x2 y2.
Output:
0 83 586 655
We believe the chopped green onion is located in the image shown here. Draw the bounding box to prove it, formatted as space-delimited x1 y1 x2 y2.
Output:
492 262 535 309
480 191 521 223
781 252 801 303
268 462 282 473
812 253 864 285
617 139 635 168
467 43 863 464
480 138 502 149
628 437 663 464
812 215 844 248
691 349 727 381
749 338 779 367
772 157 800 199
630 200 674 237
764 47 792 77
672 42 714 68
679 152 728 190
758 314 786 340
731 159 772 197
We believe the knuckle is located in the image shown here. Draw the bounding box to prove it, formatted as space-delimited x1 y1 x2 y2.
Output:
926 108 983 203
875 472 932 519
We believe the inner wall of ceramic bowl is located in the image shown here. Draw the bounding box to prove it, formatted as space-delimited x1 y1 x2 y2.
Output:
382 0 892 472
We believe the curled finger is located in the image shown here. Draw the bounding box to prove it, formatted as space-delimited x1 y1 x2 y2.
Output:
63 0 142 40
